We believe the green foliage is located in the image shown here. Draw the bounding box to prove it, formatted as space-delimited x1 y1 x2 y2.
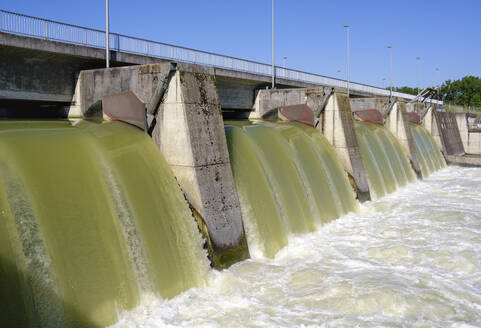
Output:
440 76 481 108
386 86 419 95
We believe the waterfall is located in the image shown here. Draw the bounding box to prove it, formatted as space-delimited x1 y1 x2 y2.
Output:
0 120 209 327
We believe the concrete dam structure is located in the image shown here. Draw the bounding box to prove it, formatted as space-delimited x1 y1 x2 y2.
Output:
1 12 481 328
1 60 476 327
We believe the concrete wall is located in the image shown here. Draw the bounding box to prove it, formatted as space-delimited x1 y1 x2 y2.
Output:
0 46 79 103
350 97 390 117
455 113 481 155
76 63 249 268
251 87 332 121
75 64 172 117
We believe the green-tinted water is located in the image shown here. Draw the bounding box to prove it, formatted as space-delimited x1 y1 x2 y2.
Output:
225 121 357 257
410 123 447 178
355 122 416 199
0 120 208 327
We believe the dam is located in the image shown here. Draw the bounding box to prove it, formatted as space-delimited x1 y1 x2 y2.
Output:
1 10 481 328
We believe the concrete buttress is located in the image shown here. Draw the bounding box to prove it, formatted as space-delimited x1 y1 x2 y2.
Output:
322 93 371 201
155 68 249 268
386 102 423 178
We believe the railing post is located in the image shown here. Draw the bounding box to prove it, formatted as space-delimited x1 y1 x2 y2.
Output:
84 29 87 45
116 34 120 51
45 21 48 40
170 47 174 59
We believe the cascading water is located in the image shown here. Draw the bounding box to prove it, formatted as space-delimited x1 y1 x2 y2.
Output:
0 120 209 327
410 123 447 177
225 121 358 258
355 122 417 198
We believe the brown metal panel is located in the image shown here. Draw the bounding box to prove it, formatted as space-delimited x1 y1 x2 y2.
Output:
352 109 383 125
103 91 145 130
278 104 315 126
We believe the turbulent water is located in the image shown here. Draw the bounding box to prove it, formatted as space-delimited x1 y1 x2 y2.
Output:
112 166 481 328
0 120 208 327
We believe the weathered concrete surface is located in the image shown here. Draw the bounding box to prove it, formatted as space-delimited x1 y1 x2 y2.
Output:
385 102 423 178
323 93 371 201
455 113 481 155
251 87 333 121
75 63 173 117
350 97 391 117
446 154 481 167
406 102 426 117
159 68 248 267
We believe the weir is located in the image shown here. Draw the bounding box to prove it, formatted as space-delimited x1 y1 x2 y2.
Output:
0 120 208 327
0 61 471 327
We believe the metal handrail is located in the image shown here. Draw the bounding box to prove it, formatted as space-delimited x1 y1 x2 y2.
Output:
0 9 442 104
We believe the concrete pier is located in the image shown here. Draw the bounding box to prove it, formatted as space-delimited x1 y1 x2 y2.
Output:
455 113 481 155
76 63 249 268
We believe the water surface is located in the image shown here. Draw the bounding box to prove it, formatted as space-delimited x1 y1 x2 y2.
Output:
113 166 481 328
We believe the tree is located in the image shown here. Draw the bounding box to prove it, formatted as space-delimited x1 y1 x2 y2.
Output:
385 86 419 95
440 76 481 108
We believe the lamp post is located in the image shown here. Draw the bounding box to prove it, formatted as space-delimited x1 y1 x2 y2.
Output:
382 78 386 89
435 67 440 90
387 46 392 101
271 0 275 88
416 56 421 94
283 56 287 69
105 0 110 68
344 25 350 97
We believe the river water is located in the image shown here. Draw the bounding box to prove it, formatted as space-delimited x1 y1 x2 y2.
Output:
112 166 481 328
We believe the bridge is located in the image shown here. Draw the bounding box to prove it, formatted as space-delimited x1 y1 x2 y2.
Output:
0 9 440 117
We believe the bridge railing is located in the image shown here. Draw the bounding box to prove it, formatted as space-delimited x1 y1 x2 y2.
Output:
0 9 441 104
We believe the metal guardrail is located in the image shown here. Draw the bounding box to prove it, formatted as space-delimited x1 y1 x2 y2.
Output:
0 9 441 104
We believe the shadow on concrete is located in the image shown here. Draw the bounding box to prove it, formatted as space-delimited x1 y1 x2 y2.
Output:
0 99 70 118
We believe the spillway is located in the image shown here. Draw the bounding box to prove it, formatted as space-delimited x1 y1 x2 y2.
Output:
355 122 417 198
0 120 208 327
410 123 447 177
112 166 481 328
225 121 358 258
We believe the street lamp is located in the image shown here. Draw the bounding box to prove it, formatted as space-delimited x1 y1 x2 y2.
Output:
382 78 386 89
106 0 110 68
435 68 440 90
416 56 421 94
387 46 392 102
271 0 275 88
344 25 350 97
283 56 287 69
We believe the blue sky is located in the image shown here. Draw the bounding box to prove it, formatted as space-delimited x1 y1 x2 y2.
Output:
3 1 480 88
